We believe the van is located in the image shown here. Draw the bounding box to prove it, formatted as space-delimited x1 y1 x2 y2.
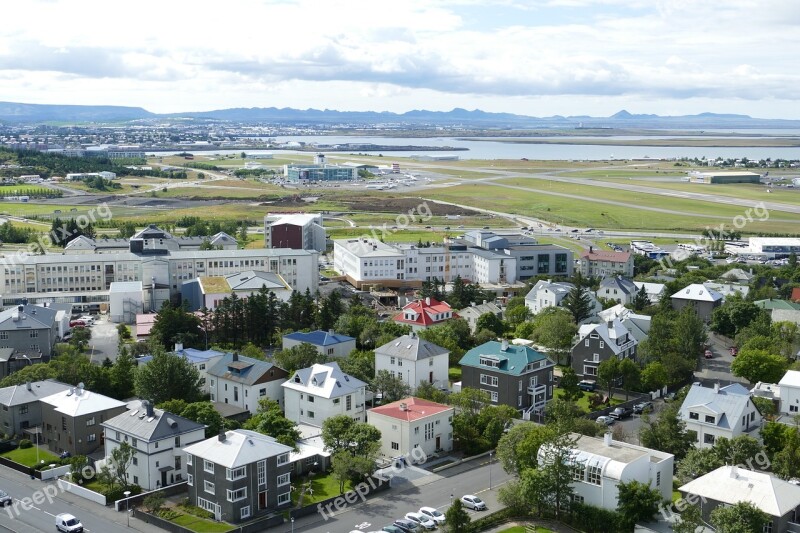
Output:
56 513 83 532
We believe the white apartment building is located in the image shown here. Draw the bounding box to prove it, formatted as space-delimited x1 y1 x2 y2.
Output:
779 370 800 415
282 362 367 427
367 397 454 461
374 334 450 390
102 401 206 490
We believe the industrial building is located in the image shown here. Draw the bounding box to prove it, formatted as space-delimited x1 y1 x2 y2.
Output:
264 213 326 252
687 171 761 184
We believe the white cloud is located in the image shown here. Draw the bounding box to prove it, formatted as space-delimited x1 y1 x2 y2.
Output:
0 0 797 117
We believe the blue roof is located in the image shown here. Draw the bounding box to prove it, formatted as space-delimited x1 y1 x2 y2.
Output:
283 330 355 347
459 341 554 376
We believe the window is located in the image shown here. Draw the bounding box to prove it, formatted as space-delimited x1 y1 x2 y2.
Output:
704 434 716 445
87 434 96 442
705 415 715 424
227 487 247 502
277 473 290 486
586 465 602 485
424 422 434 441
599 341 604 349
308 411 315 419
333 398 340 405
656 471 661 487
227 466 246 481
347 395 352 410
481 389 499 402
132 457 138 466
415 426 419 435
240 506 251 520
175 436 181 447
187 474 193 486
258 460 266 487
572 494 585 504
19 405 28 415
764 521 773 533
585 339 589 347
259 388 266 397
186 454 192 466
583 365 597 376
390 357 395 365
277 453 289 466
204 480 215 494
277 492 291 505
479 374 499 387
689 412 699 420
518 381 523 392
131 438 138 448
391 442 399 451
204 459 214 473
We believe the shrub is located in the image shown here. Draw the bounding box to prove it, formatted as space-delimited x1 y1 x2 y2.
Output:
156 509 180 520
18 439 32 449
568 502 626 533
178 503 214 520
102 484 141 502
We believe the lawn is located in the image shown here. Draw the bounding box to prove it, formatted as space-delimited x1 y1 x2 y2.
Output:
291 470 353 506
553 387 624 414
1 446 60 467
499 527 554 533
170 513 234 533
448 366 462 383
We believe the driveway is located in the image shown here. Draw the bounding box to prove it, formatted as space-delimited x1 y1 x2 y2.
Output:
86 316 120 363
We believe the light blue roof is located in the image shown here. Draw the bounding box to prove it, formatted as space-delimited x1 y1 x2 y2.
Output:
460 340 554 376
283 330 355 347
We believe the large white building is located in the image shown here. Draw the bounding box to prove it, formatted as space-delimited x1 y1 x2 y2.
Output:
264 213 326 252
678 382 762 448
0 225 318 309
282 362 367 427
367 397 454 461
374 334 450 390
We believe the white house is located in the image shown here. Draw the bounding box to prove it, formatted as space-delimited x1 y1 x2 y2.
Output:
281 330 356 359
524 280 574 315
632 281 665 304
367 397 453 461
102 400 206 490
596 305 652 343
596 276 638 305
779 370 800 415
458 301 503 333
207 353 289 414
374 334 450 391
282 362 367 427
678 382 762 448
539 432 673 511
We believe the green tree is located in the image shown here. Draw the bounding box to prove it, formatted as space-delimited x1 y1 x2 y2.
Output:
731 348 789 383
133 349 203 405
149 300 203 350
559 367 583 403
372 369 411 402
110 348 136 399
641 361 668 392
537 430 577 520
752 396 776 418
563 273 593 324
243 398 301 448
713 435 765 466
676 447 724 485
672 504 704 533
597 357 623 400
673 305 707 360
504 296 531 327
444 498 471 533
639 403 696 461
530 307 578 365
773 424 800 480
414 381 448 403
710 501 770 533
618 358 641 400
495 423 552 476
617 480 664 530
337 349 375 384
475 312 504 337
180 402 227 438
711 299 770 338
108 441 135 489
274 342 327 374
632 284 650 312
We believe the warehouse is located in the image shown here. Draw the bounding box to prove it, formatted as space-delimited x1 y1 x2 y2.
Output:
687 171 761 184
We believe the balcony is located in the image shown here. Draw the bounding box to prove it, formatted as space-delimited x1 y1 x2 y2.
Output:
528 384 546 395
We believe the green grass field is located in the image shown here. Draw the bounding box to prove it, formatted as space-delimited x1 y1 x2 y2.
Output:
553 388 624 414
1 446 59 467
291 471 353 505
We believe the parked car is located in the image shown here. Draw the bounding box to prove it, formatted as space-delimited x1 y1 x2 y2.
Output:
704 349 713 359
78 316 95 325
729 346 739 357
0 490 10 506
461 495 487 511
609 406 633 420
419 507 446 525
69 320 86 327
578 380 596 392
383 526 406 533
663 392 677 402
393 519 422 533
632 401 653 414
596 415 615 426
405 512 437 530
55 513 83 533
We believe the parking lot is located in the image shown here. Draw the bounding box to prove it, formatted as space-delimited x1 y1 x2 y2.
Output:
83 315 121 363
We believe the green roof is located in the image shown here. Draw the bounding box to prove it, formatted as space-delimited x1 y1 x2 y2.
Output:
459 341 553 376
754 299 800 311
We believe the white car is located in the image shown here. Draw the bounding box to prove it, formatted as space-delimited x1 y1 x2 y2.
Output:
418 507 446 525
460 495 486 511
55 513 83 532
405 512 437 530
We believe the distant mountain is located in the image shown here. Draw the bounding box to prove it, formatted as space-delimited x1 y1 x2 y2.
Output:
1 101 799 129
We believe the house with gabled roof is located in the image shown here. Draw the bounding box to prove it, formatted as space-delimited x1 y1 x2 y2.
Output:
0 380 71 440
459 340 555 414
102 400 206 490
596 304 651 343
181 270 293 311
678 382 762 448
282 330 356 359
393 297 458 331
571 319 637 380
671 283 723 321
458 301 503 333
375 333 450 390
207 353 288 414
368 397 454 461
596 276 638 305
525 279 600 317
632 281 665 304
0 303 60 357
184 429 294 523
282 362 367 427
579 248 634 278
679 465 800 533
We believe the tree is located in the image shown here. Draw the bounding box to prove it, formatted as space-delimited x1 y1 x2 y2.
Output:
444 498 471 533
530 307 578 365
617 480 664 530
107 441 135 489
597 357 623 401
641 361 668 392
134 349 203 405
149 300 203 350
69 326 92 351
731 348 789 384
710 501 770 533
110 348 136 400
713 435 765 467
632 285 650 312
414 381 448 404
338 349 375 384
243 399 301 448
180 402 227 438
677 447 724 485
274 342 327 374
673 306 707 359
69 455 92 483
475 312 504 337
639 403 696 461
711 300 770 338
752 396 776 418
321 415 358 456
371 370 411 402
495 423 552 476
618 358 641 400
563 273 593 324
537 430 577 519
672 503 704 533
504 296 531 327
559 367 583 403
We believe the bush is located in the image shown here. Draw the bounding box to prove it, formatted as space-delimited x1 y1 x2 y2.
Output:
568 502 627 533
18 439 32 449
156 509 180 520
178 503 214 520
102 484 141 502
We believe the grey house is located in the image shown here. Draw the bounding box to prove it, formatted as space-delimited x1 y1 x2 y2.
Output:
40 384 127 456
184 429 294 523
0 304 59 358
0 380 72 440
571 319 637 380
670 283 723 322
459 340 555 415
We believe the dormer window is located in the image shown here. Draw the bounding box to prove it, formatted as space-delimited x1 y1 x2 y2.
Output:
294 375 301 383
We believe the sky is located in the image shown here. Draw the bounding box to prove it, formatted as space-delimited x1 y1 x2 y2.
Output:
1 0 798 119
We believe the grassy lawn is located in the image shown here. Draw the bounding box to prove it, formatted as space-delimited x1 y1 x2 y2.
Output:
1 446 59 467
448 366 462 383
170 513 234 532
553 387 624 414
673 490 681 503
291 471 353 506
498 527 554 533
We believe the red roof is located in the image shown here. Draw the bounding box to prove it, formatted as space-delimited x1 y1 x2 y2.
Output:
792 287 800 303
393 297 458 327
369 397 452 422
580 250 631 262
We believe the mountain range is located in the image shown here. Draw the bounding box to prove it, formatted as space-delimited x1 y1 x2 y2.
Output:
1 101 799 129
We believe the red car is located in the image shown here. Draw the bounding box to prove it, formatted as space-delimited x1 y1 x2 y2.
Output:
729 347 738 357
704 350 713 359
69 320 86 327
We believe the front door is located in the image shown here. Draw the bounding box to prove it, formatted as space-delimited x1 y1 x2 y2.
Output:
435 435 441 450
429 371 433 383
161 470 167 487
259 491 267 509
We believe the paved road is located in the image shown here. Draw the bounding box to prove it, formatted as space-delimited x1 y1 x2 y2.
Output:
0 467 161 533
293 457 513 533
86 316 120 364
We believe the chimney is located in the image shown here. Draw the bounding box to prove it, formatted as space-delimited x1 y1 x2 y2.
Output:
730 465 738 479
604 432 612 447
143 400 154 418
232 352 239 362
218 429 227 442
607 320 613 329
501 339 509 352
399 403 408 411
483 300 487 305
26 381 32 391
174 342 184 353
328 329 334 335
425 297 431 306
589 246 593 253
714 382 720 394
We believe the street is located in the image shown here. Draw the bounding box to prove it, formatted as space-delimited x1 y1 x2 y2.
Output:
293 457 513 533
0 467 161 533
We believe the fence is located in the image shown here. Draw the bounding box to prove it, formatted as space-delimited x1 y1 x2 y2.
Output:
133 507 283 533
56 478 106 505
0 456 33 476
40 465 71 481
114 481 187 511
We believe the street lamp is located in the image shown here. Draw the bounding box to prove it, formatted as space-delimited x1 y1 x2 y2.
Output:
291 516 295 533
124 490 131 527
489 452 493 490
